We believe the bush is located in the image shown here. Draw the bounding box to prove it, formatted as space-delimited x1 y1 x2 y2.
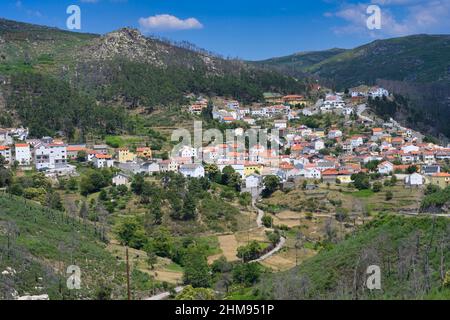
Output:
385 191 393 201
232 263 262 286
261 215 273 228
372 182 383 193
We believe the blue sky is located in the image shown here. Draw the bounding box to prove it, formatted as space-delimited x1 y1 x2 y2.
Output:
2 0 450 60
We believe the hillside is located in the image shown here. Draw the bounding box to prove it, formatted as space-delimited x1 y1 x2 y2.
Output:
256 215 450 300
0 194 126 300
254 35 450 89
251 48 347 78
0 18 308 138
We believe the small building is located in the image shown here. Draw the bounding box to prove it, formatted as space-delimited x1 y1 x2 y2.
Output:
305 168 321 180
422 165 440 176
430 173 450 189
179 164 205 178
136 147 152 159
14 143 32 166
67 145 87 160
378 161 394 175
0 145 12 164
93 145 109 155
245 174 261 189
405 173 424 186
93 154 114 168
142 161 160 174
118 148 136 163
112 173 130 186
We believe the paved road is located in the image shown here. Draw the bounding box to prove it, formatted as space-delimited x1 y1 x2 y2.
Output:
356 104 374 123
250 236 286 263
143 286 184 301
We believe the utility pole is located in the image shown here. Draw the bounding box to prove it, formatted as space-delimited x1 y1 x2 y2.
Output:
126 247 131 300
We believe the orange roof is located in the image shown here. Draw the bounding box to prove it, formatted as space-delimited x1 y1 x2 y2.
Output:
372 128 383 132
15 143 29 148
283 95 304 100
223 117 234 121
0 146 10 151
432 173 450 177
322 169 339 175
136 147 151 152
96 154 112 159
67 146 85 152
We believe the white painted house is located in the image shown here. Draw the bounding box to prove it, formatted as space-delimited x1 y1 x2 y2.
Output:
112 173 130 186
378 161 394 175
179 164 205 178
245 174 261 189
93 154 114 168
34 143 67 170
0 145 12 164
14 143 32 166
405 173 424 186
305 168 321 180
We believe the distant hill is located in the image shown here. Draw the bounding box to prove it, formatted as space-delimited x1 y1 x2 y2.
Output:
0 18 307 137
256 215 450 300
250 48 347 78
253 35 450 89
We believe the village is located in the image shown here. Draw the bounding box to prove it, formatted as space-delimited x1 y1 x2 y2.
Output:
1 85 449 193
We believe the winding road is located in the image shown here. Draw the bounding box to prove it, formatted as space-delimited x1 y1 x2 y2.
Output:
143 189 286 300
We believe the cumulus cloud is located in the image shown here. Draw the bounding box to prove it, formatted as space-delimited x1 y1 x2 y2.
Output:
327 0 450 37
138 14 203 32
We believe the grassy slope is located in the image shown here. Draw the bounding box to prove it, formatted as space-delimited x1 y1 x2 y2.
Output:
252 35 450 89
251 48 347 76
0 194 125 300
256 215 450 300
306 35 450 88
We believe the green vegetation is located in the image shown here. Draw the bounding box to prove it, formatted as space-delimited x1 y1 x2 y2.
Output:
257 215 450 299
421 186 450 212
0 194 125 300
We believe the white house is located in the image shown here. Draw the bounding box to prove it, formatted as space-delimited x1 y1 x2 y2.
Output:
179 164 205 178
93 154 114 168
378 161 394 175
350 136 364 148
328 130 342 139
34 143 67 170
369 87 389 98
0 145 12 164
179 146 198 159
314 139 325 151
112 173 130 186
142 161 160 174
245 174 261 189
14 143 32 166
405 173 424 186
273 120 287 130
305 168 321 180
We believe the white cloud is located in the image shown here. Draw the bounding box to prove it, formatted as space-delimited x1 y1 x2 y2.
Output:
138 14 203 32
327 0 450 37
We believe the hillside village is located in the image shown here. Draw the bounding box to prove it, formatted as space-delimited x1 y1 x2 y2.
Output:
1 85 449 194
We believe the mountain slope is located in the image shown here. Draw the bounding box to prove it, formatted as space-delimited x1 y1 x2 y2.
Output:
257 215 450 300
250 48 347 78
0 18 307 137
0 194 126 300
255 35 450 89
